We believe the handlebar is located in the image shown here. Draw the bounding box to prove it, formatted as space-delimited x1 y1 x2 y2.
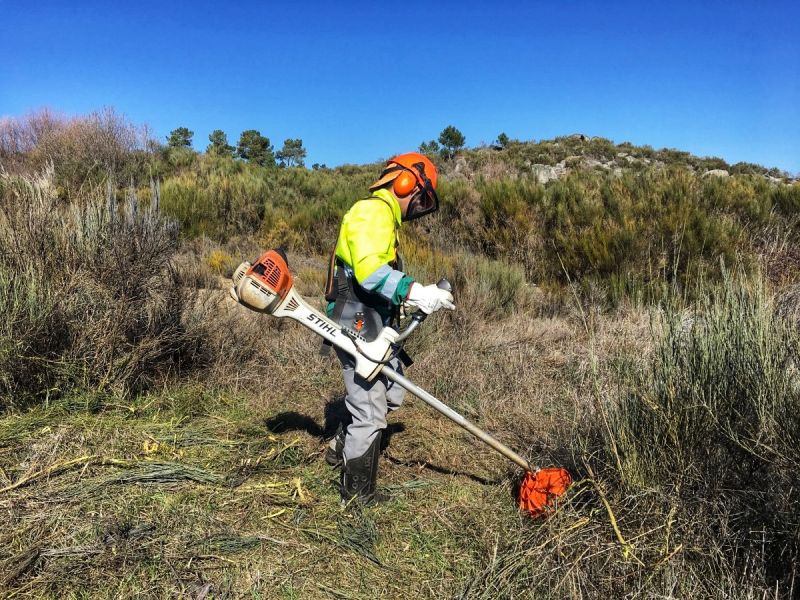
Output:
394 278 451 343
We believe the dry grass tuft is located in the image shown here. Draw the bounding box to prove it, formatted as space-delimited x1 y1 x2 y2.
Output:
0 167 200 406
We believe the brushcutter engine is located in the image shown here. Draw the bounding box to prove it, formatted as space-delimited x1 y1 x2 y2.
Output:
230 248 571 517
230 249 398 381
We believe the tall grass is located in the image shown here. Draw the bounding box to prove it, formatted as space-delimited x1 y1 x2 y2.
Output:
0 167 196 407
606 275 800 590
160 169 268 238
458 273 800 598
7 107 791 307
158 158 797 312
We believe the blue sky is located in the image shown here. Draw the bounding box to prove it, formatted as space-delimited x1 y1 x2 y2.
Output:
1 1 798 172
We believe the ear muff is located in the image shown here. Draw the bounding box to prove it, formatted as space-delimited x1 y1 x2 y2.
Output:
392 170 418 197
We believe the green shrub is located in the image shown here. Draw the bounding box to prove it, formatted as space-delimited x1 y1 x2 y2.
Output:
538 170 748 288
428 167 794 305
0 108 150 198
772 182 800 214
730 161 769 176
701 175 773 223
160 158 376 251
165 146 196 169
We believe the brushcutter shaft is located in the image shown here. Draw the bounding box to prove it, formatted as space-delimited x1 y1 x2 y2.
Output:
381 366 532 471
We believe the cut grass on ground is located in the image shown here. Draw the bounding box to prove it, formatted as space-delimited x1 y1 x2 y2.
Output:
0 386 524 598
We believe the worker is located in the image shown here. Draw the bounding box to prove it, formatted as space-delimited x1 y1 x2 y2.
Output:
324 152 455 506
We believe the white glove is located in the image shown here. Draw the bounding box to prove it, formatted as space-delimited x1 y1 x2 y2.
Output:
405 282 455 314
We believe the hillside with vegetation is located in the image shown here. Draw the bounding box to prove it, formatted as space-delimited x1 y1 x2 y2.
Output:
1 109 799 598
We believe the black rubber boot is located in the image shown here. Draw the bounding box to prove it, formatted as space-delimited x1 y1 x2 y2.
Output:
325 423 346 467
340 431 389 507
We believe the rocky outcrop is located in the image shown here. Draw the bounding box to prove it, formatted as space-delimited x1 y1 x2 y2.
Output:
444 138 798 186
531 164 566 184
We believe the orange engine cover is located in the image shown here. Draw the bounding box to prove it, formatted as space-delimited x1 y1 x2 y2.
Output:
247 249 293 299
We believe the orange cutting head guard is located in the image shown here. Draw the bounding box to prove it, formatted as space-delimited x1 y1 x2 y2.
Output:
518 468 572 518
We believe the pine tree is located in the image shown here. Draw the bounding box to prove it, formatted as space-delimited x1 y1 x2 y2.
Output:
276 138 307 167
167 127 193 148
207 130 233 157
236 130 275 167
419 140 440 155
438 126 465 159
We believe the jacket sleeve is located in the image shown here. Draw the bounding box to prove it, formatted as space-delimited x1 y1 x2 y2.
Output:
345 200 414 305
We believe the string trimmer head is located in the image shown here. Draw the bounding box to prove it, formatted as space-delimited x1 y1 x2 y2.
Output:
518 468 572 517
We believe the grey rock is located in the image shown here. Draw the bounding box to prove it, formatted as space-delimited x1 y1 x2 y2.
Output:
582 158 607 169
531 164 566 184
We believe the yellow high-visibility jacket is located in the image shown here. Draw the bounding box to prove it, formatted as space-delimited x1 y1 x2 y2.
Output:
334 188 414 306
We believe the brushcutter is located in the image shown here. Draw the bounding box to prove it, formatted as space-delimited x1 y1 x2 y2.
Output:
229 248 571 516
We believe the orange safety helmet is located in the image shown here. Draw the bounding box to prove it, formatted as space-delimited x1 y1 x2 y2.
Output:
370 152 440 221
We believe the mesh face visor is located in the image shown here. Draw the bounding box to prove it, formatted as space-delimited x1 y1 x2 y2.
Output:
404 182 439 221
403 162 439 221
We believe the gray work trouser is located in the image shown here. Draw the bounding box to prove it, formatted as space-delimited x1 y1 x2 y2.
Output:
334 348 406 463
